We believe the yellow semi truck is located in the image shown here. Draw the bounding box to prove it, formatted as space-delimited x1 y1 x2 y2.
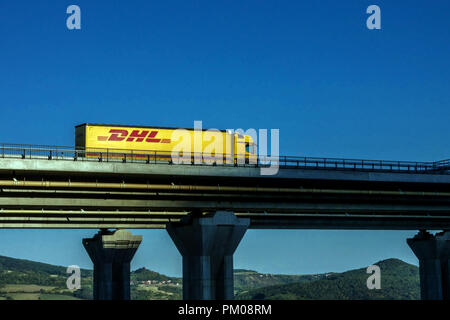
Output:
75 123 257 164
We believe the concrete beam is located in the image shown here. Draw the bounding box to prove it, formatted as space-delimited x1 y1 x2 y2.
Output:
167 211 249 300
407 230 450 300
3 197 450 213
1 158 450 184
83 229 142 300
0 223 166 229
1 211 450 229
248 216 450 230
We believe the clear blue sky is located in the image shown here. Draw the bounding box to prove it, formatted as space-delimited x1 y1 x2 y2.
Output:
0 0 449 276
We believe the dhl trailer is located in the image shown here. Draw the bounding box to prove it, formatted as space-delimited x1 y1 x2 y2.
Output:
75 123 257 163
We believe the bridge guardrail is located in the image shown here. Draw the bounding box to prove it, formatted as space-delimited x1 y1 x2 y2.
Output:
0 143 448 174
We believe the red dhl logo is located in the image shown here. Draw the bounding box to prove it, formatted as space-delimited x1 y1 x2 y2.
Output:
97 129 171 143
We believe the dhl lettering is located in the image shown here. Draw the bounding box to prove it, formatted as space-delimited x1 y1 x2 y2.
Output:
127 130 149 142
97 129 171 143
108 129 128 141
146 131 160 143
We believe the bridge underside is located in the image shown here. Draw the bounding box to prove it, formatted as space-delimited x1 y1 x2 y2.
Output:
1 157 450 300
0 213 448 230
0 158 449 229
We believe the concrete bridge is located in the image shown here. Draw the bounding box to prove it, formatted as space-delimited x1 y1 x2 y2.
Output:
0 144 449 300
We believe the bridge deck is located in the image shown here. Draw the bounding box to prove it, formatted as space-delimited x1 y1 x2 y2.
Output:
1 143 449 175
0 144 449 230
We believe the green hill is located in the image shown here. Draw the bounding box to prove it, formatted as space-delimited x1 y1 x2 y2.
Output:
0 255 420 300
236 258 420 300
234 269 332 291
0 255 93 276
0 255 92 289
0 255 182 300
132 267 173 282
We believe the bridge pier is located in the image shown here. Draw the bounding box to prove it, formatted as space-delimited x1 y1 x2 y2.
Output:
167 211 249 300
83 229 142 300
407 230 450 300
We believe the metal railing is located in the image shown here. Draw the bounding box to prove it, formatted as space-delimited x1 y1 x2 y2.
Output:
434 159 450 169
273 155 440 173
0 143 448 174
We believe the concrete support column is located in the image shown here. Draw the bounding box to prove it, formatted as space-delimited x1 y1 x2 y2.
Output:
167 211 249 300
83 229 142 300
407 230 450 300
